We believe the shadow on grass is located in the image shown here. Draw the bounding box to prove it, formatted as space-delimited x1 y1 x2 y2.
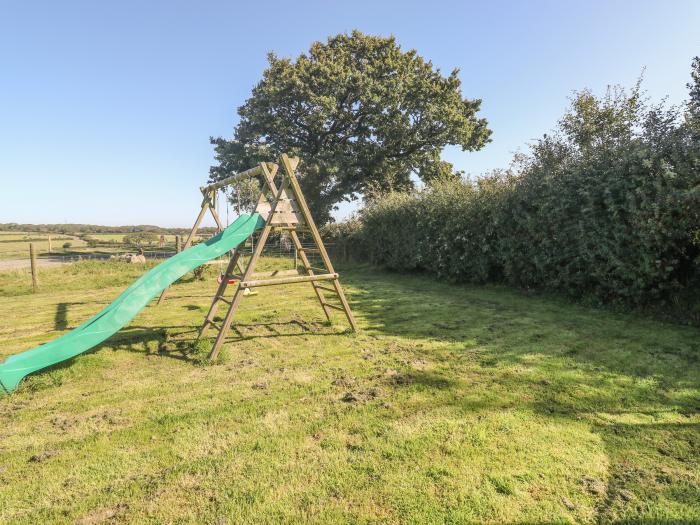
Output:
54 302 70 331
342 267 700 395
84 319 341 365
337 266 700 522
53 301 101 331
222 320 337 342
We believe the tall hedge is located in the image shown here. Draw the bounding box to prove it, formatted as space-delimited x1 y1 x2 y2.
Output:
359 61 700 320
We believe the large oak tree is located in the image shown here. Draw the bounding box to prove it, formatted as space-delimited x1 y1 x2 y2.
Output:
210 31 491 223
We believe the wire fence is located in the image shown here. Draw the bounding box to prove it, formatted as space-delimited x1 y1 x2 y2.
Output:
38 251 175 263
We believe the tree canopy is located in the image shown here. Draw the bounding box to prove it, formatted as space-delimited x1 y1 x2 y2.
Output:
210 31 491 223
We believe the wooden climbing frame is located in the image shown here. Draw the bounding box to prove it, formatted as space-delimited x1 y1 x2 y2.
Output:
190 154 357 360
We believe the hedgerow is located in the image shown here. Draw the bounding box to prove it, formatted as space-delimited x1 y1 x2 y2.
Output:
357 59 700 322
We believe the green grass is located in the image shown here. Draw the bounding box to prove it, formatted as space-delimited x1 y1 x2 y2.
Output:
0 232 86 259
88 233 203 243
0 230 192 260
0 261 698 523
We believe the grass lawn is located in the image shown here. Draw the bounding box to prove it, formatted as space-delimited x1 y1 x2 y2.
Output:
0 261 698 523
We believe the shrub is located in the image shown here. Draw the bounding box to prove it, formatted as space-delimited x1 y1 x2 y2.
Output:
321 219 366 262
359 60 700 322
122 232 158 252
83 236 98 248
62 242 72 249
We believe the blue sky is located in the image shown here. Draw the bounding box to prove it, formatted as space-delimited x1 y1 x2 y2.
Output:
1 0 698 227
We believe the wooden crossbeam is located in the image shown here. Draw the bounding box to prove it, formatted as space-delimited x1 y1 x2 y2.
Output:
241 273 337 288
200 164 264 193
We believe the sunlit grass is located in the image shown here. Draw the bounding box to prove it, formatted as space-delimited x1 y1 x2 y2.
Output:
0 261 698 523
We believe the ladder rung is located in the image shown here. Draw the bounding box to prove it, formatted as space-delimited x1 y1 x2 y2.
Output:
322 302 345 311
216 296 232 306
314 284 337 294
307 266 327 273
205 320 221 331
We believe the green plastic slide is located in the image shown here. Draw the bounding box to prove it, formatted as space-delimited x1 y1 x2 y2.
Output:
0 213 265 394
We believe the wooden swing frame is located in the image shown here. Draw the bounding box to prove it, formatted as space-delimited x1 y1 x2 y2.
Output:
160 153 357 360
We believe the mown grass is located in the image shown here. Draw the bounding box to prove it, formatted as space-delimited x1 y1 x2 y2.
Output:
0 261 698 523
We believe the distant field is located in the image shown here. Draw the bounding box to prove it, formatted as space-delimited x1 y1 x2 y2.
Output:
0 232 74 242
0 229 271 262
0 231 207 261
86 233 200 243
0 232 86 260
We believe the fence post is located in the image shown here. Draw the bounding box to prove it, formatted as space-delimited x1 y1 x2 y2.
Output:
175 235 181 253
48 235 52 253
29 243 39 292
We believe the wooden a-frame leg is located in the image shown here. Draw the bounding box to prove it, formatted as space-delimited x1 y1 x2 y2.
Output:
280 154 358 331
208 223 272 360
208 203 247 275
198 249 241 339
157 193 211 305
330 277 358 331
254 159 335 324
207 164 286 360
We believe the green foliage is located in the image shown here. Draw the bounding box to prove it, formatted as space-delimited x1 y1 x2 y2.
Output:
359 60 700 322
321 219 366 261
687 56 700 130
210 31 491 224
82 235 99 248
122 232 158 248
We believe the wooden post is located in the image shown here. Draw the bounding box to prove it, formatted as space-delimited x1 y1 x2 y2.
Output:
29 243 38 292
175 235 181 253
47 235 52 253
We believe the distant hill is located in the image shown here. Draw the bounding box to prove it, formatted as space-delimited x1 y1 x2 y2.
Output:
0 223 218 236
